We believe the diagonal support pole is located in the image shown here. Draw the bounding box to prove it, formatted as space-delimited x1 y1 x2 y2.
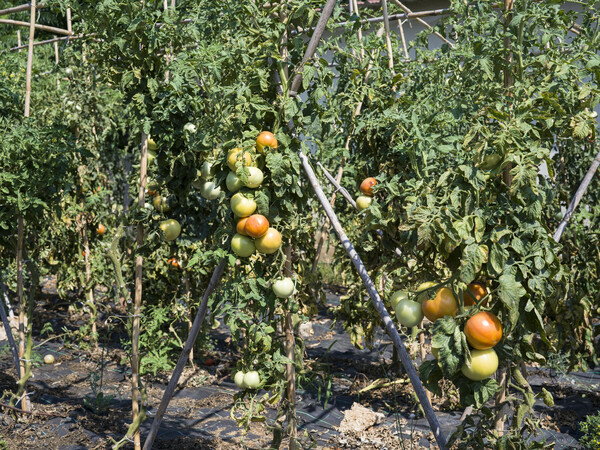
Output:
142 258 227 450
299 150 448 450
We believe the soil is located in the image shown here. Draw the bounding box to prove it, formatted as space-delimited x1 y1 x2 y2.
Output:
0 282 597 449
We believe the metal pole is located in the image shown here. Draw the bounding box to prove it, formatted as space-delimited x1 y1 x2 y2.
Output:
299 150 448 450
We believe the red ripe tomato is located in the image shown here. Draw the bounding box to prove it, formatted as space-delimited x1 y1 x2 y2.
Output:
360 177 377 196
464 311 502 350
167 258 180 268
244 214 269 238
205 357 215 366
421 287 458 322
236 217 249 236
96 224 106 235
256 131 278 153
463 282 489 307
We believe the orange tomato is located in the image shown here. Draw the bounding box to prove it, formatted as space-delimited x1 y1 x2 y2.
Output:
463 282 489 307
421 287 459 322
236 217 250 236
464 311 502 350
96 223 106 235
360 177 377 196
167 258 180 268
256 131 278 153
255 227 282 254
244 214 269 238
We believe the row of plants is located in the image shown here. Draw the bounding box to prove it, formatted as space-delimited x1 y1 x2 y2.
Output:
0 0 598 448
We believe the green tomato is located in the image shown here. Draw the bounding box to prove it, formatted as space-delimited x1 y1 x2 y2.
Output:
356 195 373 211
243 371 261 389
159 219 181 241
226 172 244 192
231 193 257 218
147 149 157 166
234 371 246 389
272 278 295 298
183 123 197 133
415 281 437 304
231 233 255 257
390 290 409 309
461 348 499 381
43 354 55 364
243 167 264 189
479 153 502 170
200 161 216 180
197 181 221 200
395 299 424 328
148 137 158 152
153 195 171 213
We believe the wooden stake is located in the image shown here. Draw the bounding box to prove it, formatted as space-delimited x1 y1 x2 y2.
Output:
390 0 454 48
283 246 298 448
14 217 29 411
418 321 431 405
82 224 97 346
298 150 448 450
553 147 600 242
17 30 21 50
0 3 46 17
184 274 194 366
288 0 337 96
495 3 514 429
0 18 71 36
397 16 409 60
131 132 149 450
142 259 227 450
0 283 20 377
23 0 36 118
381 0 395 74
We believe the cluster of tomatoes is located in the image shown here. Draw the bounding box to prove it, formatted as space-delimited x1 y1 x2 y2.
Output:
356 177 377 211
391 282 502 381
223 132 282 258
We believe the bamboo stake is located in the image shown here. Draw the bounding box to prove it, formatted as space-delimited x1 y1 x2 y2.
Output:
23 0 36 118
130 132 149 450
352 0 364 60
66 7 72 33
17 30 21 51
397 17 409 60
142 259 227 450
184 274 194 366
82 225 97 346
381 0 395 74
495 3 514 431
418 321 431 405
0 3 45 17
9 34 86 52
53 35 58 64
390 0 454 48
15 218 29 412
14 262 38 412
283 245 298 448
298 150 448 450
0 283 20 377
553 148 600 242
0 19 72 36
288 0 337 96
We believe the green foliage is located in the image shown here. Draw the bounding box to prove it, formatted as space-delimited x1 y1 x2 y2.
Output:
580 411 600 450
